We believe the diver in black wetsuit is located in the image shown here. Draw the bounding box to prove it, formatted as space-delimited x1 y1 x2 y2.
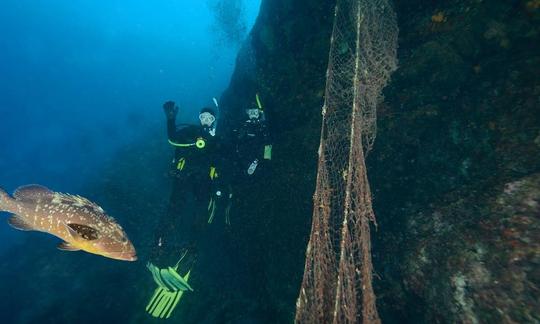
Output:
232 94 272 178
145 100 228 319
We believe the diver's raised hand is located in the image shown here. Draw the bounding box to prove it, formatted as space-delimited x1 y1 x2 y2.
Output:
163 101 178 120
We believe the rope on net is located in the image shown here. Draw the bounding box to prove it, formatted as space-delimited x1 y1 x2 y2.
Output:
295 0 398 322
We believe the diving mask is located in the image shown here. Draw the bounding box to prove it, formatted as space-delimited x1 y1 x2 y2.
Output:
246 108 260 120
199 112 215 126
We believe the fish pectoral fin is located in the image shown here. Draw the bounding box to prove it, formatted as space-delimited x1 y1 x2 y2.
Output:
65 223 80 239
66 223 99 240
57 241 80 251
7 215 35 231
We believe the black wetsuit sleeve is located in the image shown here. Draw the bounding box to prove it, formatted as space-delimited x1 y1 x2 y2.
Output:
211 137 222 169
166 118 178 142
214 135 232 180
167 119 193 143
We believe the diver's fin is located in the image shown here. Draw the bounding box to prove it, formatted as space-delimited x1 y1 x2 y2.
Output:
13 184 53 201
146 271 192 318
160 268 193 292
166 267 193 291
146 287 186 319
58 241 80 251
7 215 34 231
146 262 193 319
147 262 168 289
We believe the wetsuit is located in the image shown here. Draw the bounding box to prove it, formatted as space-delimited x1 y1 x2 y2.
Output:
152 117 224 269
233 113 271 178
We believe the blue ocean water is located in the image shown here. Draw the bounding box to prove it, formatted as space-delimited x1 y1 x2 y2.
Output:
0 0 259 188
0 1 260 322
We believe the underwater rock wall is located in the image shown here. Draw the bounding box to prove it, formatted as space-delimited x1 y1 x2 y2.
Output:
219 0 335 321
222 0 539 323
370 1 540 322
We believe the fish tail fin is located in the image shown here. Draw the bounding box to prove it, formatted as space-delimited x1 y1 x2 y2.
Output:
0 187 10 212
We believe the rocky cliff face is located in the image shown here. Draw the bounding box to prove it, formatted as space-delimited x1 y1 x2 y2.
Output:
219 0 335 321
221 0 540 322
370 1 540 322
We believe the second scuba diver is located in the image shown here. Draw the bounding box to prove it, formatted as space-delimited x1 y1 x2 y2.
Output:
233 93 272 178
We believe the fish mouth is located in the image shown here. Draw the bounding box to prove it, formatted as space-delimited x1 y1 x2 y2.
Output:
124 254 137 261
105 251 137 262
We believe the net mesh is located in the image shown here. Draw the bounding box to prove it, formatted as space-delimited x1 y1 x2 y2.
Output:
295 0 398 323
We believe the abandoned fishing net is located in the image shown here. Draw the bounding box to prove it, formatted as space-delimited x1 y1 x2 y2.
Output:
295 0 398 323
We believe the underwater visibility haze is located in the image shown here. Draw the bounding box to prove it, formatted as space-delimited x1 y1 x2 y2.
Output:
1 0 539 323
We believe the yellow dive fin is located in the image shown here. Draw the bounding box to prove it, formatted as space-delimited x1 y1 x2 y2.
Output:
146 260 193 319
145 270 191 319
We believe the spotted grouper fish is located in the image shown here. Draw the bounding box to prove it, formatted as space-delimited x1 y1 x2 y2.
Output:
0 184 137 261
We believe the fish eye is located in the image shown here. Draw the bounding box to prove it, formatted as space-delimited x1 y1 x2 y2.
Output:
121 237 128 243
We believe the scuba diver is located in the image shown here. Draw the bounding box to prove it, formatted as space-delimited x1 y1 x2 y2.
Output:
233 93 272 178
145 100 229 319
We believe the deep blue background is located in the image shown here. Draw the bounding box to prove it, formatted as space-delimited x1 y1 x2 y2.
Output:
0 0 259 250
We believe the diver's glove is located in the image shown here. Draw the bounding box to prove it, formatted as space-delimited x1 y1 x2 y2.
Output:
247 159 259 175
163 101 178 120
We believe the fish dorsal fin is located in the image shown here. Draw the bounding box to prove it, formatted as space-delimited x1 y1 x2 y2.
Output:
66 223 99 240
52 193 105 214
7 215 35 231
13 185 53 202
58 241 80 251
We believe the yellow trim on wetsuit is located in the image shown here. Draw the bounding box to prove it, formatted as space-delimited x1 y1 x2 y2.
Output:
176 158 186 170
168 137 206 149
209 167 218 180
168 139 195 147
264 145 272 160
